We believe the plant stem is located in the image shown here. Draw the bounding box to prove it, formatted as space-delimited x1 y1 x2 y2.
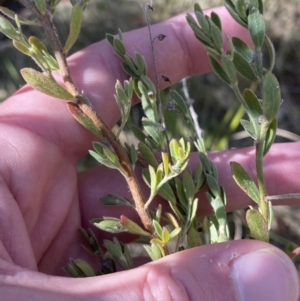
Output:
232 83 269 220
20 0 154 233
136 1 169 152
79 104 154 233
266 193 300 201
256 124 269 220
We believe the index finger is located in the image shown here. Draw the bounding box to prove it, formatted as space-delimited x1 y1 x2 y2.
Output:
0 6 251 159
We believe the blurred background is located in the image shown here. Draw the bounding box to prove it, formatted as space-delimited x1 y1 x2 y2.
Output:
1 0 300 255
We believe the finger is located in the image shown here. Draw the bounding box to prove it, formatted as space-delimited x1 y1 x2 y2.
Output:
78 142 300 228
3 241 299 301
0 7 251 159
68 6 252 128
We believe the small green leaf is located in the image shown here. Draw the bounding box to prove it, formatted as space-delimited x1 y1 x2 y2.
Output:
169 228 182 240
135 52 147 75
211 163 219 181
13 40 31 56
149 165 158 197
21 68 75 101
92 218 126 233
106 33 115 46
221 54 237 84
115 80 131 137
140 75 156 96
257 0 264 14
231 161 260 204
262 72 281 121
126 143 137 167
132 126 148 144
263 118 277 156
78 228 99 253
0 15 19 40
103 239 122 259
161 228 170 243
175 177 187 211
206 174 220 198
264 35 276 72
205 45 221 61
144 243 162 261
73 258 95 277
123 244 134 269
42 51 59 71
246 209 269 242
165 212 179 229
209 55 231 85
99 194 134 207
142 118 165 147
90 143 121 171
153 220 163 239
186 14 213 47
118 28 123 41
67 103 104 138
157 182 177 205
104 238 134 270
120 215 151 236
156 164 163 185
233 51 258 81
193 163 206 191
206 195 228 241
63 261 81 277
162 152 169 177
199 152 212 174
236 0 247 18
103 147 120 168
195 11 210 36
29 36 48 54
139 81 156 122
138 143 158 168
224 0 248 28
232 37 253 62
240 119 257 139
33 0 46 14
243 89 263 119
170 90 189 115
155 204 162 222
113 38 126 56
210 12 222 31
183 171 195 202
190 198 198 223
0 6 39 26
248 8 265 50
194 3 203 14
64 4 83 54
208 18 223 52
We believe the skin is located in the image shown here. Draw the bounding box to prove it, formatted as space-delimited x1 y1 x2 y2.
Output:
0 6 299 301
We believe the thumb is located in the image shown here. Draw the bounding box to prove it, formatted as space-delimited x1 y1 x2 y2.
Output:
3 240 299 301
90 240 299 301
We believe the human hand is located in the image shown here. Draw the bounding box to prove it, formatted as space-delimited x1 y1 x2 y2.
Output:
0 6 299 301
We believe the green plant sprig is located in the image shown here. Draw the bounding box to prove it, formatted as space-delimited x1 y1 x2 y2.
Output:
102 2 230 250
7 0 155 234
4 0 300 277
186 1 300 241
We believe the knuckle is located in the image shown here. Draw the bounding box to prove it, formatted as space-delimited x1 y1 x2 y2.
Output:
142 264 191 301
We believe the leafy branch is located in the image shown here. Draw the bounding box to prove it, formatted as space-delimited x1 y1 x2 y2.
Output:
13 0 154 233
187 0 300 241
2 0 300 277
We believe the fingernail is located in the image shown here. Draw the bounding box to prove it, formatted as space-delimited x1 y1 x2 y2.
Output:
230 248 299 301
